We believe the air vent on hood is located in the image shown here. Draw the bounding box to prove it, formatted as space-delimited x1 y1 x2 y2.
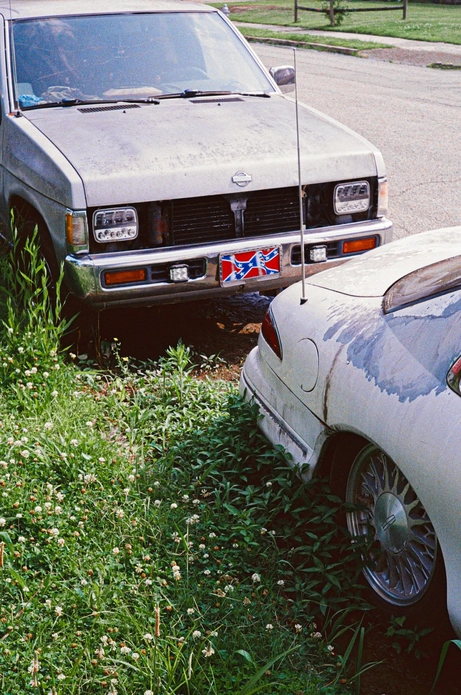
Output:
78 104 141 113
190 97 243 104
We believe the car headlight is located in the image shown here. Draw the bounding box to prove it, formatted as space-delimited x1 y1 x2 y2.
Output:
334 181 370 215
93 207 138 243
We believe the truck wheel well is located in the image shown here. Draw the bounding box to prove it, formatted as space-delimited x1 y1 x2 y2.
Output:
9 197 59 278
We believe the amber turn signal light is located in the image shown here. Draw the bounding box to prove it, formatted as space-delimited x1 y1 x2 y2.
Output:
343 237 377 255
104 269 147 286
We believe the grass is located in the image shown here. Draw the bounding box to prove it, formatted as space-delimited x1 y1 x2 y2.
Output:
219 0 461 44
0 235 379 692
237 25 392 50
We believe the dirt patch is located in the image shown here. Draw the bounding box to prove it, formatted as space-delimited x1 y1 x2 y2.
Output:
359 46 461 68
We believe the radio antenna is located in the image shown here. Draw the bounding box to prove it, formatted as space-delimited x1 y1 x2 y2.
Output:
293 49 307 305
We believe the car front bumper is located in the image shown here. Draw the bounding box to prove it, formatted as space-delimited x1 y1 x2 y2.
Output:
64 217 392 309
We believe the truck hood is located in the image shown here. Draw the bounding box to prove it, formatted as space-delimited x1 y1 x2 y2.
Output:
26 93 379 207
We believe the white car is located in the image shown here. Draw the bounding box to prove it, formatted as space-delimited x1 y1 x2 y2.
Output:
241 226 461 635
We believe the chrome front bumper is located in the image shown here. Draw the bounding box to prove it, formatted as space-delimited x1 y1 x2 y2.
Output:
64 217 392 309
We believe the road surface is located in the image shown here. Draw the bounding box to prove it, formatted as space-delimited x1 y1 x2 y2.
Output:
254 44 461 238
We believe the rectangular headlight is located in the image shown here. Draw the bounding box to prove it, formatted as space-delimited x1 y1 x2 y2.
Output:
334 181 370 215
93 207 138 243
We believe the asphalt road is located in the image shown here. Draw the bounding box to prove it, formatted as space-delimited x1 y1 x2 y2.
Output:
253 44 461 239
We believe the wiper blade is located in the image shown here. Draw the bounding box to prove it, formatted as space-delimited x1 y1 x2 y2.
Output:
21 97 160 111
157 89 233 100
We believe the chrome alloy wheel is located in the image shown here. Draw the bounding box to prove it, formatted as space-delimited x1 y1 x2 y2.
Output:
345 444 437 607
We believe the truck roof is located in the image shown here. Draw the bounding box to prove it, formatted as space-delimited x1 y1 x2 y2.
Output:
0 0 210 20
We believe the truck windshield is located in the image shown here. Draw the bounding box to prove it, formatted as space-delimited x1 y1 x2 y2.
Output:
11 11 273 108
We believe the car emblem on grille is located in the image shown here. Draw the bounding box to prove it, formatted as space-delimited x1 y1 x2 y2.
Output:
232 171 252 187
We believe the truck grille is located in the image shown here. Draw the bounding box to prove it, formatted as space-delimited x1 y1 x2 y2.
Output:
171 187 299 246
88 179 377 254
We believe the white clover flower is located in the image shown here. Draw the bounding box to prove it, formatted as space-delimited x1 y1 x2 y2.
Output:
56 492 65 502
260 528 268 535
192 499 200 505
57 673 65 681
17 347 24 354
0 518 6 527
208 532 217 538
327 645 334 653
132 652 140 660
101 635 109 644
145 579 153 586
187 608 195 615
128 474 135 483
277 580 285 586
170 503 178 510
251 573 261 583
199 544 206 550
81 579 88 586
294 624 302 633
44 422 53 431
115 509 124 519
51 390 58 397
55 606 63 616
44 599 52 609
21 450 30 458
153 481 160 487
265 624 274 631
192 630 201 639
112 547 120 555
34 506 42 513
143 633 154 642
57 538 65 547
44 502 52 509
43 372 49 378
120 646 131 654
182 494 189 502
203 569 211 576
154 499 161 507
311 632 322 640
50 528 59 537
55 506 62 515
85 421 93 428
70 439 78 447
144 691 154 695
18 536 26 543
202 645 215 657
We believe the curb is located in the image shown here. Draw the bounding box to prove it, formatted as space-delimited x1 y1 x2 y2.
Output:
244 35 358 55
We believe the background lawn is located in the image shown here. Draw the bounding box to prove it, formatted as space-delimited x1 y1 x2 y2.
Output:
217 1 461 44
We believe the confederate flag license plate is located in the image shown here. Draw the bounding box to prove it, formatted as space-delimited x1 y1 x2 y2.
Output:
220 246 281 286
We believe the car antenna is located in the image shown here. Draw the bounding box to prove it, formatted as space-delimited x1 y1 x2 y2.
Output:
294 49 307 305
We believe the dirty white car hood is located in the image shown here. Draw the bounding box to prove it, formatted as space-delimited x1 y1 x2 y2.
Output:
25 94 379 207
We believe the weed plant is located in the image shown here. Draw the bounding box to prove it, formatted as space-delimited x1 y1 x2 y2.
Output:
0 240 372 693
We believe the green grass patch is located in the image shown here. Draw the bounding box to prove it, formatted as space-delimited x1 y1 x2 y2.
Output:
0 236 378 693
220 1 461 44
238 25 393 50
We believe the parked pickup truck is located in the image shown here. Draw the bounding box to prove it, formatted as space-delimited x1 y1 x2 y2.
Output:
0 0 392 309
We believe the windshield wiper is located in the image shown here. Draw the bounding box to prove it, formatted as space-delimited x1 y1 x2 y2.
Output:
156 89 271 100
21 97 160 111
156 89 233 100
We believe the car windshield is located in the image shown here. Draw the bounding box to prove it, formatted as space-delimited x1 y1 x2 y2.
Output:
11 11 274 108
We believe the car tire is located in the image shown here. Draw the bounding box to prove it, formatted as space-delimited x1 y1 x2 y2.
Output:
333 441 447 618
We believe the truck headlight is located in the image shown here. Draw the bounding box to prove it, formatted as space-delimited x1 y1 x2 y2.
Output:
334 181 370 215
93 207 138 243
